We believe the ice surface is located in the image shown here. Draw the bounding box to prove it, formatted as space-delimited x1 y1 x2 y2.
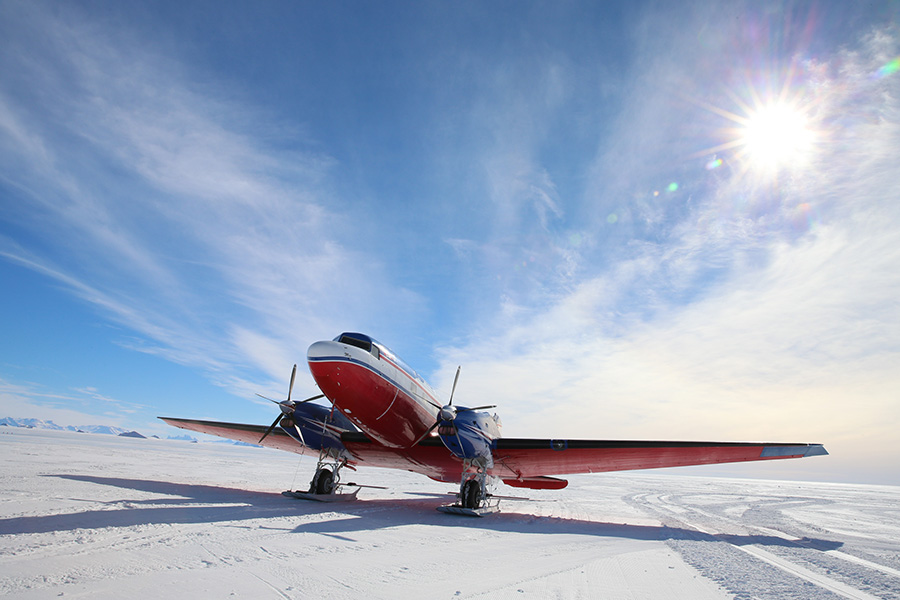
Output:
1 428 897 599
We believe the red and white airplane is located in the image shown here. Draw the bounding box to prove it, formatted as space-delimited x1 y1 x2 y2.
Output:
162 332 827 515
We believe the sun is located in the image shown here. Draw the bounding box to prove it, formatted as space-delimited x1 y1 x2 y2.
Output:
695 75 821 179
739 100 815 173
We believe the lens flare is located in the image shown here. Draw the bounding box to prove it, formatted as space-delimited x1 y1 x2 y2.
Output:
876 57 900 78
690 64 822 182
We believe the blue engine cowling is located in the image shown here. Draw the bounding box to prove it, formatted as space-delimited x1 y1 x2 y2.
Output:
280 402 357 456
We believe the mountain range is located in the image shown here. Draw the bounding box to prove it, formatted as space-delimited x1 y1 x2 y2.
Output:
1 417 164 439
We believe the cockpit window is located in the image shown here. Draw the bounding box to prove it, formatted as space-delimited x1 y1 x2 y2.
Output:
335 332 379 357
336 333 372 352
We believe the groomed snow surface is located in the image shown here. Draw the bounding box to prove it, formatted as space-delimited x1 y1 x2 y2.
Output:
1 428 898 599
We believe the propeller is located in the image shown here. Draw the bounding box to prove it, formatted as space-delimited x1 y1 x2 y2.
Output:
444 367 496 414
258 364 325 444
415 366 496 444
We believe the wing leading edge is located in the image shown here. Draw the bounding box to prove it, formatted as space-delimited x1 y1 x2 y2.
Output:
490 438 828 487
159 417 305 454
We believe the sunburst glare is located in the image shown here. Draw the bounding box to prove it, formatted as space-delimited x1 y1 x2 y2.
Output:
741 100 816 172
695 69 822 181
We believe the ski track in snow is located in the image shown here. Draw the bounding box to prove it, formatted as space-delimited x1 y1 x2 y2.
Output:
0 428 897 599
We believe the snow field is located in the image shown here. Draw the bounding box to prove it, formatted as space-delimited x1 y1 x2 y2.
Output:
1 427 897 599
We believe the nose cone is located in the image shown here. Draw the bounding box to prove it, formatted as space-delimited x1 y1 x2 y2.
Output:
307 340 341 362
306 340 344 404
440 405 457 422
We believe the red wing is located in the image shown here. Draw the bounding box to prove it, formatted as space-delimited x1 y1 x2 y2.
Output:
337 436 827 486
159 419 828 489
159 417 305 454
159 418 459 480
491 438 828 483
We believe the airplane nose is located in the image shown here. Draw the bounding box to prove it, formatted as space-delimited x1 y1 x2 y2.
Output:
307 340 339 361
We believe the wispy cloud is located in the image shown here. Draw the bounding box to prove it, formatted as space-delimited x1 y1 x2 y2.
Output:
0 377 146 426
0 3 423 400
436 14 900 484
0 2 896 483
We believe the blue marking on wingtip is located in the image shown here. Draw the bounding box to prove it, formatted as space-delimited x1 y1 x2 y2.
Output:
760 444 828 458
804 444 828 457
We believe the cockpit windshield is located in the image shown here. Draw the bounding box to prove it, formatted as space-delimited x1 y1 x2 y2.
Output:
333 332 430 392
335 332 373 353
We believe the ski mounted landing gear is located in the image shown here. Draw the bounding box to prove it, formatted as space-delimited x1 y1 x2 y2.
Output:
437 467 500 517
282 451 361 502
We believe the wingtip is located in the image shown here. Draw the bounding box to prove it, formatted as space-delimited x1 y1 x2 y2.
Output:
805 444 828 457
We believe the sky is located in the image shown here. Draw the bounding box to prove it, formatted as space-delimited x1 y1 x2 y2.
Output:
1 0 898 485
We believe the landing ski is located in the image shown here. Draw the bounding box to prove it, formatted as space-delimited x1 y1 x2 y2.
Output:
282 488 360 502
436 504 500 517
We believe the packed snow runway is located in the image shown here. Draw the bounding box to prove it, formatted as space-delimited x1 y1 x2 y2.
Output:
1 428 897 599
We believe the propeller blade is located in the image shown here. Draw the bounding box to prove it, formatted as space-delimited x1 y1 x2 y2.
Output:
457 405 497 412
287 364 297 403
296 393 325 404
258 412 283 444
258 392 324 406
291 416 305 446
448 366 461 406
411 418 441 446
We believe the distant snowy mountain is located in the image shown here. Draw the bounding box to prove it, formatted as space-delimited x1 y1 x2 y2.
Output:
79 424 131 436
1 417 66 430
1 417 253 446
1 417 129 436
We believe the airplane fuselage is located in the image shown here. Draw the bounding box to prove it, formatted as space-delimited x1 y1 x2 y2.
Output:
307 333 445 449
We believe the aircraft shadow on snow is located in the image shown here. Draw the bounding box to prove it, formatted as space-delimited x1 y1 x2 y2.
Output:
0 474 843 553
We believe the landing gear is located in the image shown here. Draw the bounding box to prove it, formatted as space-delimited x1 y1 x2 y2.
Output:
462 478 483 509
437 467 499 516
282 451 360 502
311 467 335 495
300 452 358 499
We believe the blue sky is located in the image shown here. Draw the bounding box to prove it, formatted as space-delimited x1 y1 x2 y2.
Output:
2 1 898 485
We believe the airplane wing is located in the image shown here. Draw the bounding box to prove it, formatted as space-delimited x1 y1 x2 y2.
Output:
160 418 827 490
338 435 827 487
490 438 828 488
159 417 306 454
158 418 457 480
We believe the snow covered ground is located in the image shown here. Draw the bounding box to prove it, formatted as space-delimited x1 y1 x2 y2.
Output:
1 427 897 599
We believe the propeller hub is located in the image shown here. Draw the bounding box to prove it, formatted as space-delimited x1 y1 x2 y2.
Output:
440 405 457 422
